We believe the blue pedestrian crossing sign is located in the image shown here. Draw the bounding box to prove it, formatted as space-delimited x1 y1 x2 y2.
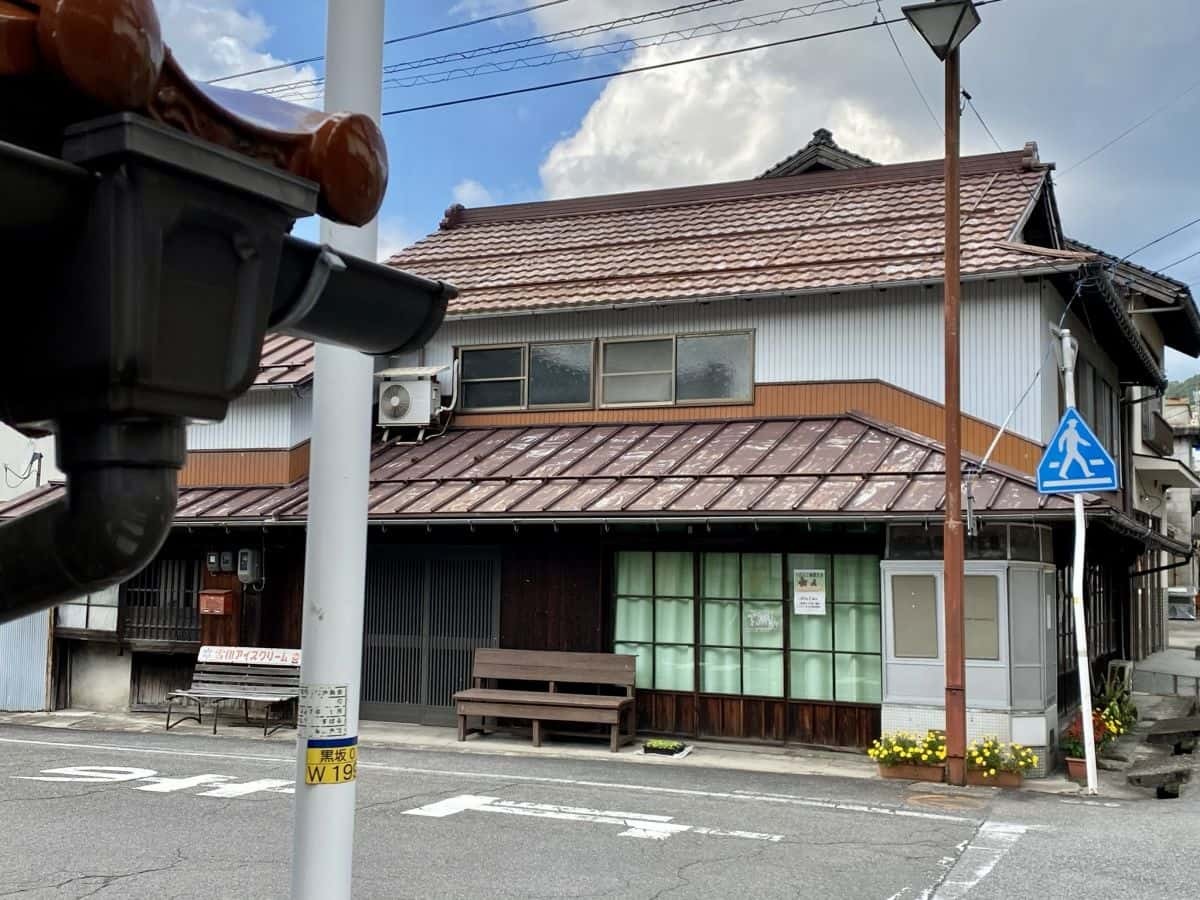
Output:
1037 407 1118 494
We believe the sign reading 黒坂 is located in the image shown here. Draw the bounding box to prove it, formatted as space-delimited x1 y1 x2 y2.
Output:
197 646 301 667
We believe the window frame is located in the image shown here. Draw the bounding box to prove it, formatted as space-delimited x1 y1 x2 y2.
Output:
457 340 598 412
527 340 597 410
599 330 755 409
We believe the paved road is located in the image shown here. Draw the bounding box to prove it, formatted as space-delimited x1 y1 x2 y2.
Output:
0 724 1197 899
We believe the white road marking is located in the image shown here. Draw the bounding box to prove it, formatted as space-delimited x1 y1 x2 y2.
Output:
197 778 296 798
135 774 232 793
402 794 781 842
928 821 1026 899
0 735 986 826
13 766 158 783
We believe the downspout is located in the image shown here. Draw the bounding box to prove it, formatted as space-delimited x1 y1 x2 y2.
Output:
0 417 185 624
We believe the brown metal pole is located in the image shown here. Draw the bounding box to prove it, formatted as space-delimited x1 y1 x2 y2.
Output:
943 47 966 787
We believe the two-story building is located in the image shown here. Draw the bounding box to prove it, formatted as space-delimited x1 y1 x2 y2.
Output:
10 131 1198 769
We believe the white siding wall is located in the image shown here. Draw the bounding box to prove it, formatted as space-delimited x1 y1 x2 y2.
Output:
186 388 296 450
422 279 1046 439
289 387 313 447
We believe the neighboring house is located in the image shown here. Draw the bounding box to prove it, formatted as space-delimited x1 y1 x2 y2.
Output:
1162 393 1200 608
7 131 1199 769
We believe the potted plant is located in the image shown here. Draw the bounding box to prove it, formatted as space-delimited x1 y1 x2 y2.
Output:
1061 708 1121 781
642 738 690 758
868 730 946 782
966 737 1038 788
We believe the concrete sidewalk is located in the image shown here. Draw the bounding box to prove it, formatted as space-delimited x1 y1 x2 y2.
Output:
0 704 1110 799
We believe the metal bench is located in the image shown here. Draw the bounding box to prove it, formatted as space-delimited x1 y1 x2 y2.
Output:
166 646 301 737
454 649 636 752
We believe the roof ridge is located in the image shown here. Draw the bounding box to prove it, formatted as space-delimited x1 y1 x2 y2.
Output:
440 150 1038 231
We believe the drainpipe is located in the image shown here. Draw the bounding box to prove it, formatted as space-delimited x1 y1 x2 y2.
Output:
0 417 184 624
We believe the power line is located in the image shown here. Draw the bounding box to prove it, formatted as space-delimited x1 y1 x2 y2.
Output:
254 0 753 97
1159 247 1200 272
271 0 876 103
1121 214 1200 263
1060 72 1200 176
208 0 575 84
380 10 925 116
876 0 941 137
963 92 1002 152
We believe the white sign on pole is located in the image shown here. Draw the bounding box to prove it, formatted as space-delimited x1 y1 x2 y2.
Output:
793 569 827 615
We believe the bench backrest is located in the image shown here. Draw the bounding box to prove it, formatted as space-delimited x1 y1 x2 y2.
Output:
471 648 636 691
191 661 301 694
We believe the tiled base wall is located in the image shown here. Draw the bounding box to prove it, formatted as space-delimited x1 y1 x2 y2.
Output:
882 704 1051 778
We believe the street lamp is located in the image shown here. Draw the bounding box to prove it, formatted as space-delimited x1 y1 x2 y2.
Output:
901 0 982 787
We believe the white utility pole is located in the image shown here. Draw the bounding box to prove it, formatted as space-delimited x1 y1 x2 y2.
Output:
290 1 385 897
1060 328 1099 795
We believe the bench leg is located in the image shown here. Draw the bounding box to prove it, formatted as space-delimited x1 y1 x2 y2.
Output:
165 698 202 732
211 699 223 735
457 715 466 742
610 723 619 753
532 720 542 748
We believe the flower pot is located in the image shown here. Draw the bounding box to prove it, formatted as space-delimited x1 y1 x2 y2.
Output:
878 763 945 783
1065 756 1087 782
966 769 1023 788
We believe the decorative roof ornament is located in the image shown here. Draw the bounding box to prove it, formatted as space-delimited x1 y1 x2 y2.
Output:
0 0 387 226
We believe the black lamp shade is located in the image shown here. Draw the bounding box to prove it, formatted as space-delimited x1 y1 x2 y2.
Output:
901 0 981 60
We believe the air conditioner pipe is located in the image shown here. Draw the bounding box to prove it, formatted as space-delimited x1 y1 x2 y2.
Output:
0 417 185 625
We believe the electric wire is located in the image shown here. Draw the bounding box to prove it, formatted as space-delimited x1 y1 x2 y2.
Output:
253 0 754 97
269 0 876 103
1119 214 1200 264
207 0 576 84
1159 247 1200 273
876 0 941 137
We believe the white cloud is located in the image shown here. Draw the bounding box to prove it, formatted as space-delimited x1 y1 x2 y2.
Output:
452 178 496 207
155 1 319 96
377 217 417 262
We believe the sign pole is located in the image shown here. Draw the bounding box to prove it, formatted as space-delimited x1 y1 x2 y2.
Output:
1059 329 1099 795
290 1 384 897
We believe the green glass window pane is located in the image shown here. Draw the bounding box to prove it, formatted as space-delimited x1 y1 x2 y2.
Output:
742 649 783 697
742 600 784 648
790 606 832 650
655 551 693 597
655 645 694 691
616 551 653 596
702 597 740 646
892 574 938 658
655 597 694 644
834 604 881 653
615 642 653 690
834 555 880 604
789 651 833 700
742 553 782 599
702 553 740 598
835 653 881 703
614 596 653 643
701 647 740 694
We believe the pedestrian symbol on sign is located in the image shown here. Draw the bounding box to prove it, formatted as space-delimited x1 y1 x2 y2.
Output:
1036 408 1118 494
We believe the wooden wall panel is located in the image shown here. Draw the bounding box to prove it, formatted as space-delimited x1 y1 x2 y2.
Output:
179 443 311 488
453 381 1042 474
499 542 604 652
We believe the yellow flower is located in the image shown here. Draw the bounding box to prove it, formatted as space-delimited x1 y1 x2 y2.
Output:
989 768 996 776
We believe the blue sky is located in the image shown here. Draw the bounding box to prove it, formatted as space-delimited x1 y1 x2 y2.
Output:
159 0 1200 378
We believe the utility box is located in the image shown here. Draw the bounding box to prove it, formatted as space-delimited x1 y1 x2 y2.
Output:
199 589 235 616
237 549 262 585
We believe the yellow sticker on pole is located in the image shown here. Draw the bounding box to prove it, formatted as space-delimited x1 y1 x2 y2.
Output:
304 736 358 785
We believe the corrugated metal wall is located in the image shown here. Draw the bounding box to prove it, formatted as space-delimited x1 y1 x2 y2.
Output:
422 280 1046 440
186 389 295 450
289 388 313 448
0 610 49 710
361 548 499 723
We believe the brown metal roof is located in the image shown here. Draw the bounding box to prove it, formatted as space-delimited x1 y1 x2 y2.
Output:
388 148 1082 318
0 414 1076 527
254 333 314 387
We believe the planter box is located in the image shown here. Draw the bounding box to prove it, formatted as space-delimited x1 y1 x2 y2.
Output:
966 769 1023 788
878 763 945 783
1065 756 1087 782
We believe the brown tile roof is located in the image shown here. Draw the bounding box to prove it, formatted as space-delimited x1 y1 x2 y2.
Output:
0 414 1078 527
389 148 1085 318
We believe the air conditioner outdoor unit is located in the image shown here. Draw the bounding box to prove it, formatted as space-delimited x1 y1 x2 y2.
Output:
376 366 446 427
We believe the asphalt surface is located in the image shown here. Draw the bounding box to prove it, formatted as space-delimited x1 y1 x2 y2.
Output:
1 723 1198 898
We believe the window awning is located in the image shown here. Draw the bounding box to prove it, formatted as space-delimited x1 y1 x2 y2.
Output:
1133 454 1200 491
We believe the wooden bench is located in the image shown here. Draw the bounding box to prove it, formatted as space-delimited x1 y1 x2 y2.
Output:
1146 717 1200 756
166 646 301 737
454 649 636 752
